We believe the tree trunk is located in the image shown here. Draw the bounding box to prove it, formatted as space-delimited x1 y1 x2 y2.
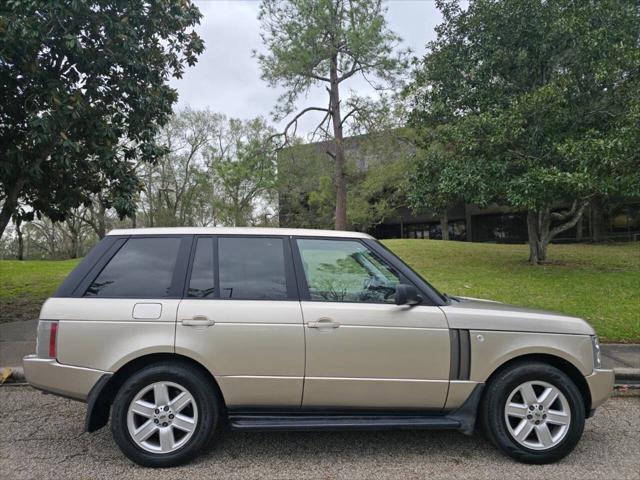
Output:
441 209 449 240
526 210 548 265
15 216 24 260
590 198 606 242
330 57 347 231
0 179 24 239
527 203 588 264
96 199 106 239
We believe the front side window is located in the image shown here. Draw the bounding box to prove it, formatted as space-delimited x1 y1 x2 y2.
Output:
296 239 400 303
218 237 288 300
85 237 181 298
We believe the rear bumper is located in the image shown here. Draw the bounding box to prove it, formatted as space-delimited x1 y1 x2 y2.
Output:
23 355 110 402
586 368 615 411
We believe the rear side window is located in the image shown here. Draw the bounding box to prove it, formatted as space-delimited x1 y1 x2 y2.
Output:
188 237 216 298
218 237 287 300
85 237 181 298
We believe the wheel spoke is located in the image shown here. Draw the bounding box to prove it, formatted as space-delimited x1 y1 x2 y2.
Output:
133 420 157 443
130 400 155 418
546 410 570 425
519 383 538 404
505 402 528 418
539 387 559 409
159 427 175 452
513 419 535 442
170 391 192 413
173 413 196 432
153 383 171 406
535 424 554 448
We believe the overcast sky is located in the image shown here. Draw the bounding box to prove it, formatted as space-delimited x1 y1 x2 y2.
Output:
170 0 443 135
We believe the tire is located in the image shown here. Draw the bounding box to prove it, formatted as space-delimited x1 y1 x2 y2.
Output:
110 361 220 467
480 361 585 464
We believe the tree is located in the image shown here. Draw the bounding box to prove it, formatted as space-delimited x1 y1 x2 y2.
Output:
406 0 640 263
256 0 409 230
139 109 219 227
210 118 277 227
0 0 204 238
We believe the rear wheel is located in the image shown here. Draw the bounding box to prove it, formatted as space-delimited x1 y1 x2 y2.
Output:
481 361 585 464
111 362 219 467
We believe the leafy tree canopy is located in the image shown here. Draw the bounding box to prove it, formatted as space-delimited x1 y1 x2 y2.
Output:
406 0 640 262
0 0 204 237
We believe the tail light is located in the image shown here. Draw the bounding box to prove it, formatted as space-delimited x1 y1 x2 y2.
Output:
36 320 59 359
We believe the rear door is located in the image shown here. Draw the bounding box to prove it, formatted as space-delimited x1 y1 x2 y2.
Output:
175 235 305 408
294 237 450 410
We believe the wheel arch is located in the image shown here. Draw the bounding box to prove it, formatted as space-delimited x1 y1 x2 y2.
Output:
483 353 592 418
85 353 224 432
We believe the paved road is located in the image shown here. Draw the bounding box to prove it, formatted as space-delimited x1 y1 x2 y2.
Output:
1 386 638 480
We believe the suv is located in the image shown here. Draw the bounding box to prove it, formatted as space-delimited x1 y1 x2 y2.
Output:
23 228 613 467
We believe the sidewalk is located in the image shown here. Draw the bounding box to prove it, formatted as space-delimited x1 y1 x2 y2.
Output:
1 319 638 379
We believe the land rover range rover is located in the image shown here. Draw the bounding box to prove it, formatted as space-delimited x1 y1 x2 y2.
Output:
23 228 613 467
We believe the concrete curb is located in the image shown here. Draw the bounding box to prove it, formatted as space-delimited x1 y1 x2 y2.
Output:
2 365 640 389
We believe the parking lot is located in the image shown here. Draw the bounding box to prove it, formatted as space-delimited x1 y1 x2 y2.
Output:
0 386 638 480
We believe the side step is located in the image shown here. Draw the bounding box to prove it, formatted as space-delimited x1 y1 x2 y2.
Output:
229 414 461 432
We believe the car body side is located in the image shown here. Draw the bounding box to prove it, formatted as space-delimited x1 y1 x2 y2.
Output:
23 229 614 433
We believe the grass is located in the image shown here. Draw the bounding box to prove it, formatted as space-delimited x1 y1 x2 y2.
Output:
0 259 80 322
0 242 638 341
383 240 640 343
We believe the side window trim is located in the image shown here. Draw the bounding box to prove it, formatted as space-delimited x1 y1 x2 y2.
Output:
291 236 425 305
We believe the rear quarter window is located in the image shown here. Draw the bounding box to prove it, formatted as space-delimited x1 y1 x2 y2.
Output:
84 237 182 298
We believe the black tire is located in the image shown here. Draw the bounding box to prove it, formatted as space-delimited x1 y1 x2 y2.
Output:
110 361 220 467
480 361 585 464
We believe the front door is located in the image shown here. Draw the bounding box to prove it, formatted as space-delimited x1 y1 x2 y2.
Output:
175 236 304 408
295 238 450 410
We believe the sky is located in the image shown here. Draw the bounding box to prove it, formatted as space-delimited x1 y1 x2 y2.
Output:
170 0 443 135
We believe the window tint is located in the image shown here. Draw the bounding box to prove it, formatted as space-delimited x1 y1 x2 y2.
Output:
219 237 287 300
85 237 182 298
296 239 400 303
188 237 215 298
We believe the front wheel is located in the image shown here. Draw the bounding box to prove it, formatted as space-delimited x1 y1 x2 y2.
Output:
480 361 585 464
110 362 220 467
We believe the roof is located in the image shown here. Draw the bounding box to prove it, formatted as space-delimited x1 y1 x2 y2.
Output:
106 227 374 239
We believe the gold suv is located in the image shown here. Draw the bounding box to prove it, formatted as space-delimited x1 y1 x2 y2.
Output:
23 228 613 467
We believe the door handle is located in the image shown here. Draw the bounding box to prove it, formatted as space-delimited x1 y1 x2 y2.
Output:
181 316 215 327
307 318 340 329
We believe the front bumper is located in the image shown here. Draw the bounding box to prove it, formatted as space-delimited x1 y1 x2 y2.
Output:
23 355 109 402
586 368 615 411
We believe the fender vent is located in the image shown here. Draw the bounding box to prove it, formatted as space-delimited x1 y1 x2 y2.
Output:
449 329 471 381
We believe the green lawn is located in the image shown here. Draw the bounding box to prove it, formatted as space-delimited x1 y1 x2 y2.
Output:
0 241 638 341
384 240 640 342
0 259 80 322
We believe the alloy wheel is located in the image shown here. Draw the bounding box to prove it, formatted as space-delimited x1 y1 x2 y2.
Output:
126 381 199 454
504 380 571 451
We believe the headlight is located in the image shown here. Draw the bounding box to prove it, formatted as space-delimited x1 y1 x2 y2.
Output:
591 335 601 369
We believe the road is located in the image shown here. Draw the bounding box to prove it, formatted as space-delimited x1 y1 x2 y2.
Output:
1 386 638 480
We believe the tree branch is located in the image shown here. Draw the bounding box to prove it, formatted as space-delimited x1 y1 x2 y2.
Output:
549 202 588 239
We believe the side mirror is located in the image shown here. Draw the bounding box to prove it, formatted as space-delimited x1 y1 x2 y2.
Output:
395 284 422 306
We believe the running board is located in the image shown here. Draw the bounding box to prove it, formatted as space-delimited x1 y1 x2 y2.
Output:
229 414 461 432
228 385 485 435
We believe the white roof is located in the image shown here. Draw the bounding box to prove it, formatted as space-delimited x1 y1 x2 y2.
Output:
107 227 373 239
